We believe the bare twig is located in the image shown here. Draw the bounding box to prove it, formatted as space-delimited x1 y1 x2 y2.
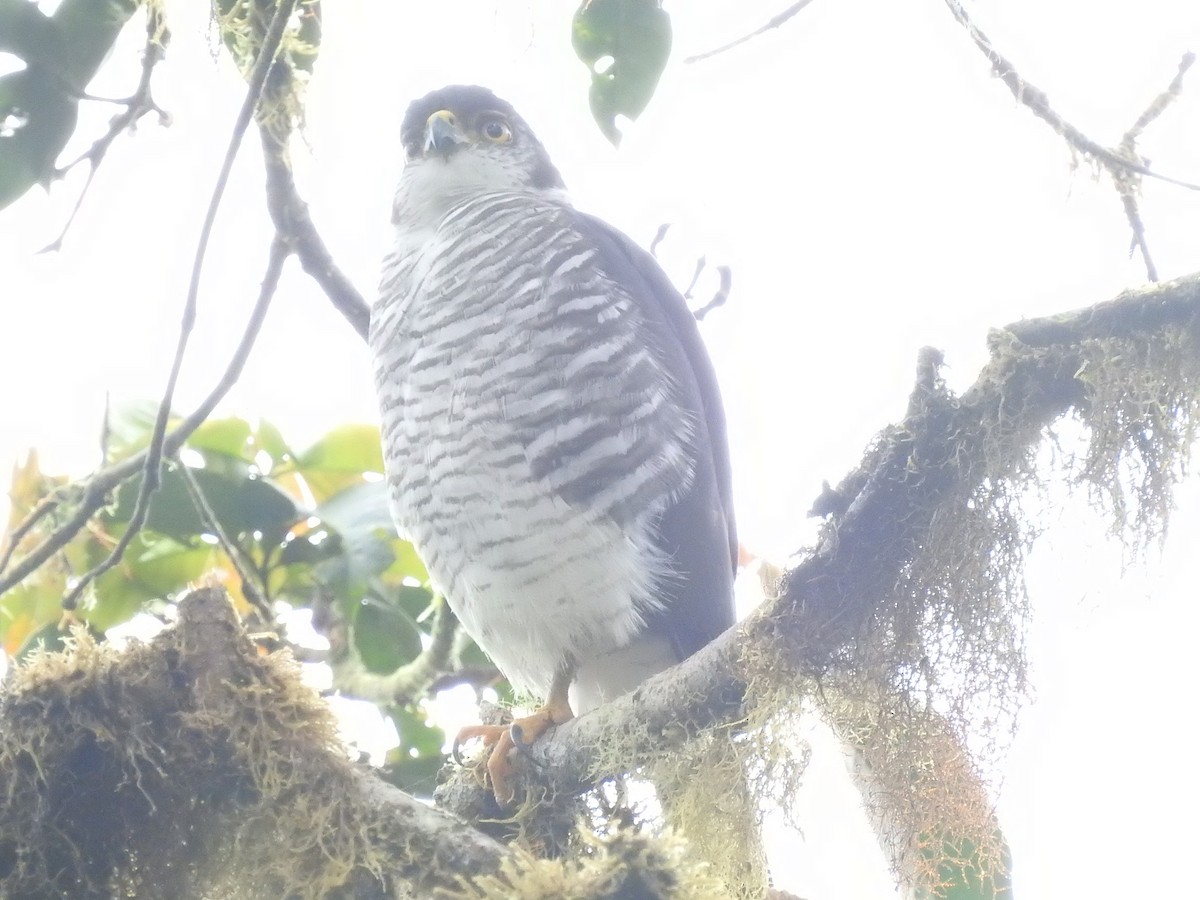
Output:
176 458 273 622
260 128 371 341
1115 53 1196 282
682 255 706 300
41 10 170 254
943 0 1200 192
58 0 299 611
685 0 818 64
649 223 671 258
0 239 285 599
1126 52 1196 144
693 265 733 321
0 496 58 576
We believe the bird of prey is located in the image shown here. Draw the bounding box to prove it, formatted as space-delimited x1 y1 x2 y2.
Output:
371 85 736 801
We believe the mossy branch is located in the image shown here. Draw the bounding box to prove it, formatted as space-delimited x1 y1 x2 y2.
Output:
436 269 1200 832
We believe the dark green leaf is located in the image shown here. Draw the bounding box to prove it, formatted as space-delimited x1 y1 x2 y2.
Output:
0 68 78 209
312 480 401 599
391 583 434 621
572 0 672 144
0 0 141 209
382 752 444 798
108 463 300 546
383 706 446 796
14 622 76 660
353 596 422 673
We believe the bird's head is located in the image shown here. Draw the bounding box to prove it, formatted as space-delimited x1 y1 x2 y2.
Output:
393 85 566 226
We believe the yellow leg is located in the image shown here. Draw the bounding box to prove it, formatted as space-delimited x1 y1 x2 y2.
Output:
453 667 575 804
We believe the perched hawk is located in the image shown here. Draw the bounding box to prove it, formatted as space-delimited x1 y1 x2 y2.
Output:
371 85 735 799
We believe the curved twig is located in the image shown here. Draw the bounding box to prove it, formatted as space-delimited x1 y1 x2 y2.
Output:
685 0 818 64
260 127 371 341
59 0 299 611
943 0 1200 193
41 10 170 254
176 458 273 622
0 239 286 598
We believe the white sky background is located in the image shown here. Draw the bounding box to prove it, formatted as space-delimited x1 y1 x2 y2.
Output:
3 0 1200 897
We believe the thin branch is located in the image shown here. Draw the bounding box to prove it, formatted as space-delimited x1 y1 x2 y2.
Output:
693 265 732 321
649 223 671 258
0 239 286 599
0 496 57 576
40 10 170 254
943 0 1200 192
685 0 818 64
1125 52 1196 143
176 459 273 622
260 127 371 341
58 0 299 611
1115 52 1196 283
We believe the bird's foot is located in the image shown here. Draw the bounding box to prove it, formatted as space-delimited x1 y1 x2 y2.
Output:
453 701 574 805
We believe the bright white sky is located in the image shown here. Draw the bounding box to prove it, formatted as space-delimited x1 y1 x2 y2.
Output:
2 1 1200 897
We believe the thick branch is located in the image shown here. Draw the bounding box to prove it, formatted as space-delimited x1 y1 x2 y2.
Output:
0 586 510 896
437 269 1200 821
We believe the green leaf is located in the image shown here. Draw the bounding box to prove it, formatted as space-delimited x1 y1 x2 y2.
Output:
188 417 255 461
353 596 422 673
0 0 141 210
0 580 67 657
104 399 173 461
572 0 672 144
108 462 301 546
390 583 434 622
13 622 75 660
289 424 384 502
312 479 401 599
0 68 78 209
383 706 446 796
254 419 293 468
380 537 429 587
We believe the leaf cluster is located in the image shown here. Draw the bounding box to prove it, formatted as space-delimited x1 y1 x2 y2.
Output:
0 404 465 795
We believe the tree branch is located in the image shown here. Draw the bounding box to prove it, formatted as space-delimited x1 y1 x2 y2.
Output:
436 269 1200 821
1115 52 1196 282
331 597 463 706
0 239 284 597
0 585 511 896
42 9 170 253
260 126 371 341
52 2 296 611
943 0 1200 193
685 0 819 64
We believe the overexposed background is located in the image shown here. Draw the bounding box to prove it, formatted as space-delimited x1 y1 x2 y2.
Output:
2 1 1199 896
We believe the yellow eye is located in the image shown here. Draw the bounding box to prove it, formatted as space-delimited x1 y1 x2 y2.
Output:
480 117 512 143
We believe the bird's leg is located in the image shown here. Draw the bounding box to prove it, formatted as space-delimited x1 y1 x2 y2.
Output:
452 665 575 805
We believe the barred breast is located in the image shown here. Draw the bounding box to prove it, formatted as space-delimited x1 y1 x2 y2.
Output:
370 191 696 702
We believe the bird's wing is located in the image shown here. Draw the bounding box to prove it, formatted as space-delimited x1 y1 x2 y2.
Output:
571 210 737 658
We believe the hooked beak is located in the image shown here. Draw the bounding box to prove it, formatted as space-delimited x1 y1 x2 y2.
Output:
424 110 465 157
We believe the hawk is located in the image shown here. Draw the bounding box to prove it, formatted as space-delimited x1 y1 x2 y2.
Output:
371 85 736 801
